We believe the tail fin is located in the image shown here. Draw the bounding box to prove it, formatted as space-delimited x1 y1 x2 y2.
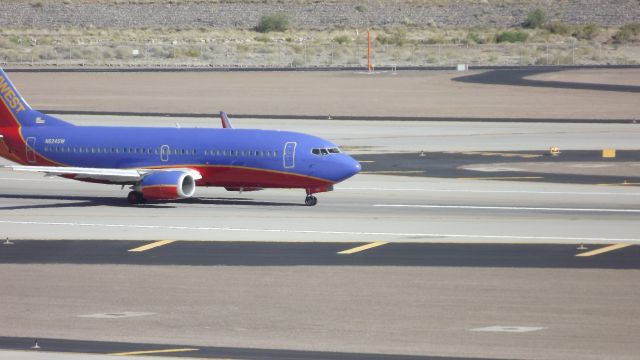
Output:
220 111 233 129
0 67 70 128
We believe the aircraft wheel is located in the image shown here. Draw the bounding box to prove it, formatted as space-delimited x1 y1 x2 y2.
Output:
136 192 147 204
127 191 138 204
127 191 146 205
305 195 318 206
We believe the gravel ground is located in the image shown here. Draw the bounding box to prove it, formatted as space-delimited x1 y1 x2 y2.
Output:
0 0 638 29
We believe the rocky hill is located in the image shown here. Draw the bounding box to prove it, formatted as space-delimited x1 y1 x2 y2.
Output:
0 0 639 30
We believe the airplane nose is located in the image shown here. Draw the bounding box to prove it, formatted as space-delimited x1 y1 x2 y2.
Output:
340 156 361 181
352 159 362 175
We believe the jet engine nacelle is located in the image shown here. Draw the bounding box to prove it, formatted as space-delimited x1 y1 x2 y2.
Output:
139 170 196 200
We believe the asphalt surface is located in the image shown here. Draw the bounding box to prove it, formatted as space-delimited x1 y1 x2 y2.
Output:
354 150 640 184
453 68 640 93
1 240 638 269
2 110 640 359
0 337 482 360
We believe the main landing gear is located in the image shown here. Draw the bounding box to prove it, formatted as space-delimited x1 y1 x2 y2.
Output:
127 191 147 205
305 195 318 206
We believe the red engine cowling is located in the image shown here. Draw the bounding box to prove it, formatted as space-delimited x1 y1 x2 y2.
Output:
139 171 196 200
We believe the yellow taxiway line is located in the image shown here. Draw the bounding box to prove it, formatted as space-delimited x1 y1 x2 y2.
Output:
109 348 198 356
576 243 633 257
338 242 388 254
128 240 175 252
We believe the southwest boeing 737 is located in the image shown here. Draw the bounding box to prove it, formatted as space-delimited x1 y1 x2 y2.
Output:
0 68 360 206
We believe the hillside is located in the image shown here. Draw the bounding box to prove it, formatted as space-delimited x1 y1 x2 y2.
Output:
1 0 638 30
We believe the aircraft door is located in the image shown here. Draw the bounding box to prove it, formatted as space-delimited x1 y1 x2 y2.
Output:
26 137 36 163
160 145 170 162
283 142 296 169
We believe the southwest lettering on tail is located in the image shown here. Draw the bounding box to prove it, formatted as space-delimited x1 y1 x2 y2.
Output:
0 75 27 114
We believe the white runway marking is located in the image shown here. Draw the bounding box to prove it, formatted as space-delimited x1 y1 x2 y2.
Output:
375 204 640 213
339 186 640 196
470 326 546 333
1 220 639 243
78 312 155 319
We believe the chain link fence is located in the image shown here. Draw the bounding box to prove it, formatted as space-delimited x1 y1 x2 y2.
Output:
1 40 638 68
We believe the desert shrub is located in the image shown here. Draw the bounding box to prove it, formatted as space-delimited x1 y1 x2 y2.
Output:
465 32 486 44
333 35 351 45
496 30 529 43
574 23 601 40
185 47 201 57
524 8 546 29
376 28 410 46
0 38 15 49
544 21 572 36
254 34 271 42
612 23 640 43
114 46 132 59
256 13 290 33
355 5 367 12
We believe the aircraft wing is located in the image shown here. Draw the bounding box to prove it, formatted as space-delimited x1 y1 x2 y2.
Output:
3 165 147 183
3 166 202 184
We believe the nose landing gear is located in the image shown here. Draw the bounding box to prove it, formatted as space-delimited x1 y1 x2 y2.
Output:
305 195 318 206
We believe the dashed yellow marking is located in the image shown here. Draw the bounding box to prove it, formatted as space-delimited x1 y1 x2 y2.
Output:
576 243 633 257
338 242 388 254
358 160 376 163
128 240 175 252
596 182 640 186
109 348 198 356
457 176 543 180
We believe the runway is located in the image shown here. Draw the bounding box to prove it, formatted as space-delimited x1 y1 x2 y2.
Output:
1 169 640 243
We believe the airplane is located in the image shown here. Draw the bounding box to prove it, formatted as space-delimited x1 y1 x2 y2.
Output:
0 67 361 206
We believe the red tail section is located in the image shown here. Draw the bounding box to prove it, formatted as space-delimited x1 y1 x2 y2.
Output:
0 69 29 129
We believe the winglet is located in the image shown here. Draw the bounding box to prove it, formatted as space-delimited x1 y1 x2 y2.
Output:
220 111 233 129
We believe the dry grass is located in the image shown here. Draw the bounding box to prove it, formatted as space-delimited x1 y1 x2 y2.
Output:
0 26 637 67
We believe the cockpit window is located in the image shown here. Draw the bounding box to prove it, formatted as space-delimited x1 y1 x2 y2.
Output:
311 147 342 156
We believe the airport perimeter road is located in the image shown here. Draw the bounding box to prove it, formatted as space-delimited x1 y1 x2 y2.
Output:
7 69 640 120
